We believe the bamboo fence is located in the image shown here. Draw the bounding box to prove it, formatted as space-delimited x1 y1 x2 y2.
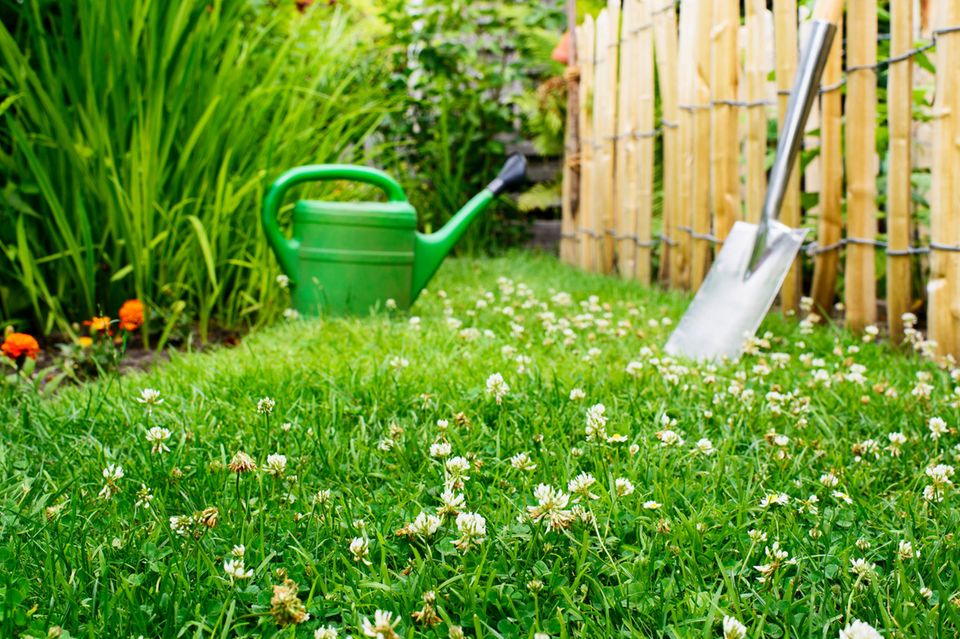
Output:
559 0 960 359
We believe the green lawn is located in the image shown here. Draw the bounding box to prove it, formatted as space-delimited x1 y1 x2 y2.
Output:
2 253 957 638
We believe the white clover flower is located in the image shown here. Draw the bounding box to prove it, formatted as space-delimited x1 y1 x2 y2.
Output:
438 488 465 517
723 615 747 639
145 426 172 454
362 610 400 638
282 308 300 321
276 274 290 289
887 432 907 456
643 500 662 510
656 429 684 447
223 558 253 580
929 416 948 440
388 355 409 370
485 373 510 405
897 539 919 561
169 515 193 537
695 438 715 455
754 541 791 583
454 512 486 551
349 537 371 565
585 403 608 441
849 558 876 581
256 397 275 415
528 484 574 531
135 484 153 509
759 492 789 508
429 441 452 458
615 478 635 497
923 463 954 502
832 490 853 504
263 453 287 477
510 452 537 471
103 464 124 482
315 626 339 639
231 544 245 558
407 511 442 538
748 529 767 543
568 472 599 500
98 464 124 500
445 456 472 488
137 388 163 406
839 620 883 639
626 361 643 376
569 388 586 401
819 472 840 488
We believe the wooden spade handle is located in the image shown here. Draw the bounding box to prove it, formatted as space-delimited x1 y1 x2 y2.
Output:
814 0 844 24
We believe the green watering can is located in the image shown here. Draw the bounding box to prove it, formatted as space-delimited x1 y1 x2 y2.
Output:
263 155 526 316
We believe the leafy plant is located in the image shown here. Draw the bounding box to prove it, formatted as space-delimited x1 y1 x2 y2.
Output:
0 1 396 340
373 0 566 253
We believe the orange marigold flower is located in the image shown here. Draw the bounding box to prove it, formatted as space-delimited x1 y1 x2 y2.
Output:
119 299 144 331
86 316 112 333
2 332 41 361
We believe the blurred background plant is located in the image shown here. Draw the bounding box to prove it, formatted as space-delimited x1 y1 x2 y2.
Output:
371 0 567 254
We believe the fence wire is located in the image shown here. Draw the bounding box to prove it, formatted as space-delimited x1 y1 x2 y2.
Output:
567 13 960 263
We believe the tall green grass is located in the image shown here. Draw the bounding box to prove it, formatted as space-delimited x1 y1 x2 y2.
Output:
0 1 395 341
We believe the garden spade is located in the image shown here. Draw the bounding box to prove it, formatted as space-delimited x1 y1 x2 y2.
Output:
664 0 844 361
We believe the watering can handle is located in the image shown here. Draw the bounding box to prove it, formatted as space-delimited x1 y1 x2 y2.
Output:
262 165 410 283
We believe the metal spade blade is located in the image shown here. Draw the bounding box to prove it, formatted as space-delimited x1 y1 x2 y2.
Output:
664 220 808 361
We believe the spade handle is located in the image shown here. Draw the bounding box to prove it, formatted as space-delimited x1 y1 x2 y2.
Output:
747 14 838 274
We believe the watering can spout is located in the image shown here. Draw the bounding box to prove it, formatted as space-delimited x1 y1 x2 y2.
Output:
410 154 527 300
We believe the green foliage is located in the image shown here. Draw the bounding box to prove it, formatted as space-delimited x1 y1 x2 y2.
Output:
516 77 568 158
373 1 565 253
1 254 957 637
518 180 562 213
0 1 395 339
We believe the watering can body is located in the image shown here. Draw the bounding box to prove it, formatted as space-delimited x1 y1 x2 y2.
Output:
262 157 526 316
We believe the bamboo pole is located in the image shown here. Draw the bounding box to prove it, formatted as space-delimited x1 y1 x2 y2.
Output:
689 0 713 289
810 8 843 315
743 0 768 224
577 17 596 272
675 0 697 289
774 0 801 313
588 9 609 273
615 0 640 279
653 1 679 286
886 0 913 340
927 0 960 357
635 0 655 284
844 0 878 331
561 0 580 266
595 1 620 274
710 0 740 241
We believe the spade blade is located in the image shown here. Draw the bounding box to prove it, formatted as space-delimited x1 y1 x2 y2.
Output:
664 220 808 362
